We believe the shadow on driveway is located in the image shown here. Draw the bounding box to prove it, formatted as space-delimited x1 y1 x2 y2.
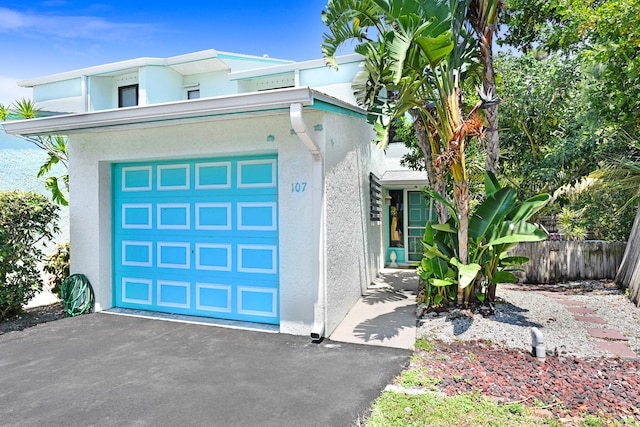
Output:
0 313 410 427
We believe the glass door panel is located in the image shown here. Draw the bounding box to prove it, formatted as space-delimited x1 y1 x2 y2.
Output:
406 190 435 262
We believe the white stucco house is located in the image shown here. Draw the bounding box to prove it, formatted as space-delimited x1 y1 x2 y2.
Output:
2 49 431 339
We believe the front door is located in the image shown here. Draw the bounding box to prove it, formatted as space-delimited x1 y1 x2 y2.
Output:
386 189 435 266
406 190 433 262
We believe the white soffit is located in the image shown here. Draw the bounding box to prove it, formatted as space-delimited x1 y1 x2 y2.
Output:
380 170 429 187
229 53 364 81
168 58 229 75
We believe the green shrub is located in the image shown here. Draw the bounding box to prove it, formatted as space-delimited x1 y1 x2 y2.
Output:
44 242 70 297
0 191 59 319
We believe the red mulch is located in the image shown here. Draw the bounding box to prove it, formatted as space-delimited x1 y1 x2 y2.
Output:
419 340 640 421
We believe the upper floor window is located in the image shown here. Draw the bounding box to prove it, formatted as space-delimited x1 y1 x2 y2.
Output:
118 84 138 108
187 89 200 100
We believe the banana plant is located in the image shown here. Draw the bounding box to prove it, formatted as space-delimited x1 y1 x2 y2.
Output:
419 171 550 306
322 0 481 228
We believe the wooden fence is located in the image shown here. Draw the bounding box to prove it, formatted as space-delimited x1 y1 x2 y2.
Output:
510 240 627 284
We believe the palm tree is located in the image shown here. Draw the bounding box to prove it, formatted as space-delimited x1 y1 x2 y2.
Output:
323 0 486 303
468 0 503 174
0 104 10 121
8 99 69 206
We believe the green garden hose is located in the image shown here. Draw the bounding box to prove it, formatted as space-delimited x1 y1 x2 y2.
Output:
60 274 95 317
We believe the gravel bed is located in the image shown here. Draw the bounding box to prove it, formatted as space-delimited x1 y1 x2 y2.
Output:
417 280 640 358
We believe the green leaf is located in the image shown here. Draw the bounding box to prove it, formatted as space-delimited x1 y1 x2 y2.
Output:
423 222 434 245
415 32 454 68
484 171 501 197
499 256 529 266
425 190 457 225
37 155 59 178
430 278 456 287
430 257 449 278
422 238 448 260
433 294 444 306
431 223 457 233
508 194 551 223
491 270 518 284
469 187 517 242
44 177 68 207
450 258 481 289
485 221 547 247
476 292 486 303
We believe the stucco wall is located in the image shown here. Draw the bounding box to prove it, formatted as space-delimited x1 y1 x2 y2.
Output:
321 112 385 335
33 78 83 113
66 106 382 337
89 77 114 111
68 112 321 335
33 78 82 103
140 66 183 105
184 71 238 98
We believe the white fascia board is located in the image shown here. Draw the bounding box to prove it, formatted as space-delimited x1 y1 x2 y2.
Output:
1 87 336 136
216 50 294 64
228 54 364 81
18 49 226 87
309 91 367 116
379 180 429 188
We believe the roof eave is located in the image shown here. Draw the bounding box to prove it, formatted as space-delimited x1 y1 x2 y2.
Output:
228 53 364 81
1 87 365 136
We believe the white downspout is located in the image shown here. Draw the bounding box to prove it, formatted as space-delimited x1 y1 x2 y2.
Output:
290 102 326 342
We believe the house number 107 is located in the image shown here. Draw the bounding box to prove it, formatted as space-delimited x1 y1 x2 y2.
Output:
291 182 307 193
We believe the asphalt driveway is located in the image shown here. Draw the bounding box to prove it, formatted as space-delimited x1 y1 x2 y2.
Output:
0 313 410 427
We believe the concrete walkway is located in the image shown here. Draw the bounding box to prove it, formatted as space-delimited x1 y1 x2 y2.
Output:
330 268 419 350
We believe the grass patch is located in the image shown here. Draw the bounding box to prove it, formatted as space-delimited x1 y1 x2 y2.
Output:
397 369 441 390
366 390 540 427
366 390 640 427
414 338 436 352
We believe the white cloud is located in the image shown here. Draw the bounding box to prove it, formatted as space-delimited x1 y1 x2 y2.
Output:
0 7 152 41
0 76 31 105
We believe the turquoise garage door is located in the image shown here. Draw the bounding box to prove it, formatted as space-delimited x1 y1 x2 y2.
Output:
113 155 279 325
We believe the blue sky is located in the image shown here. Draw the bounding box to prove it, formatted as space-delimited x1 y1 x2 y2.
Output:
0 1 340 104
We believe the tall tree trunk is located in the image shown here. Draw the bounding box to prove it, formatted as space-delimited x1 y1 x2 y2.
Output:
616 204 640 307
469 0 502 175
469 0 502 173
454 178 470 305
411 112 449 223
479 32 499 175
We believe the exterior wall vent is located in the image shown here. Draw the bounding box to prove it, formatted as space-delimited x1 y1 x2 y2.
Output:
369 173 382 222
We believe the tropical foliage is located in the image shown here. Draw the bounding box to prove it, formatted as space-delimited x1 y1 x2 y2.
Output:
0 99 69 206
418 172 548 305
44 242 70 298
323 0 504 303
0 191 59 319
501 0 640 136
495 49 636 241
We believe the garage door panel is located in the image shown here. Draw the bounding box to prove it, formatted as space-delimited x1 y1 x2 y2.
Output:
114 155 279 325
196 283 232 313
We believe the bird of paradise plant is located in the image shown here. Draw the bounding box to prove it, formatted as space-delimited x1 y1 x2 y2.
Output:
323 0 498 303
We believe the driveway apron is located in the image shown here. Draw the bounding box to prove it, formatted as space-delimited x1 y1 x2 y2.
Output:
0 313 410 427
